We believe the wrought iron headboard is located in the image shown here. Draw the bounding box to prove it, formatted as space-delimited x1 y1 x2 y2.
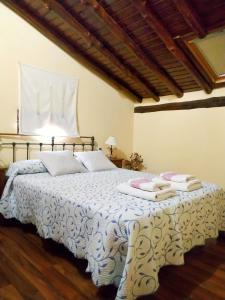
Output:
0 134 95 163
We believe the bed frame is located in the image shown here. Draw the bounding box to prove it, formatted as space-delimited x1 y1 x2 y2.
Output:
0 133 95 163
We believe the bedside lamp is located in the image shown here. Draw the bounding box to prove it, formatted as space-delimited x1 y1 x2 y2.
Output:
105 136 117 158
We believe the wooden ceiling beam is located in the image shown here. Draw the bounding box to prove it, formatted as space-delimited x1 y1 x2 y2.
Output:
133 0 212 94
135 97 225 113
2 0 142 102
172 0 207 38
43 0 158 101
82 0 183 99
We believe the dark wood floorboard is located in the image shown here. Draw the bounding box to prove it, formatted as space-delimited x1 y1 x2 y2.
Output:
0 217 224 300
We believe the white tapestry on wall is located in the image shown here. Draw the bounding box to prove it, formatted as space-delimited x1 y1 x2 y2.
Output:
19 64 79 136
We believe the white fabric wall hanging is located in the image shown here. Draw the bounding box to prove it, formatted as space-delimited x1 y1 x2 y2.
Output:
19 64 79 136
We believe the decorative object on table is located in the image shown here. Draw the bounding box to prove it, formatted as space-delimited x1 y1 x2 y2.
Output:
129 152 144 171
105 136 117 158
122 159 132 170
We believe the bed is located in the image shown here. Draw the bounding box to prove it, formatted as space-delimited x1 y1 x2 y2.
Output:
1 162 225 300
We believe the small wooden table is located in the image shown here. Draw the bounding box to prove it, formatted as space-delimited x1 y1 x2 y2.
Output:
110 158 123 168
0 168 7 198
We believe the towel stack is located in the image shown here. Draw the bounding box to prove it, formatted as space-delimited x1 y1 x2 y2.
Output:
117 178 176 201
152 171 202 192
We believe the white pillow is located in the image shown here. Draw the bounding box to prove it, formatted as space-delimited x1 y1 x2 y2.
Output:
38 151 86 176
75 150 117 172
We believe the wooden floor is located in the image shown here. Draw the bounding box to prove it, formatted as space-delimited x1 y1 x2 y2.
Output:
0 217 225 300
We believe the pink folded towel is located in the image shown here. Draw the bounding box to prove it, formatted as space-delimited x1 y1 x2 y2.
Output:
160 171 196 183
128 178 170 192
129 178 151 188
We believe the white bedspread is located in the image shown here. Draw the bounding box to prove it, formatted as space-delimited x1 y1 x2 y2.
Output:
0 169 225 299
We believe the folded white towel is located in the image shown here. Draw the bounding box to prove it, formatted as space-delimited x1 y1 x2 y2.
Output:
160 171 196 183
117 183 176 201
128 178 170 192
153 177 202 192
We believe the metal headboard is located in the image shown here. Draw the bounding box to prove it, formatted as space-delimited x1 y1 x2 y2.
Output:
0 134 95 163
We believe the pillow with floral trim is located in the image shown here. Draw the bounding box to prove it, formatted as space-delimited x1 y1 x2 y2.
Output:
6 159 47 177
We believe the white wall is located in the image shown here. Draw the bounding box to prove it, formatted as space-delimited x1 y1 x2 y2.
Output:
1 3 225 189
0 3 134 166
134 88 225 188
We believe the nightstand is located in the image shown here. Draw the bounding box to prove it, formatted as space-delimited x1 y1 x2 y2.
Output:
110 158 123 168
0 168 7 198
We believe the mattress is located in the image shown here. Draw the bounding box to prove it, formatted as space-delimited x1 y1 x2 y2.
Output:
1 169 225 300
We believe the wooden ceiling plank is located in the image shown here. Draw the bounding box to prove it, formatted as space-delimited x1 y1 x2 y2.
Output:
83 0 183 99
1 0 142 102
133 0 212 94
43 0 158 101
172 0 207 38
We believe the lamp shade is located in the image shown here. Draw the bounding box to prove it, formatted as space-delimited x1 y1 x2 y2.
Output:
105 136 117 146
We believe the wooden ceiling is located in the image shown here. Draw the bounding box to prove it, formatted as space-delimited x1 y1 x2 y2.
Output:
2 0 225 102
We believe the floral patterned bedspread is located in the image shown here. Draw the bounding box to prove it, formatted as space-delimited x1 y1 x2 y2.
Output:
1 169 225 299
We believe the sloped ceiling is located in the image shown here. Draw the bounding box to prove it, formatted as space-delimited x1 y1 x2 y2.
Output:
2 0 225 102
